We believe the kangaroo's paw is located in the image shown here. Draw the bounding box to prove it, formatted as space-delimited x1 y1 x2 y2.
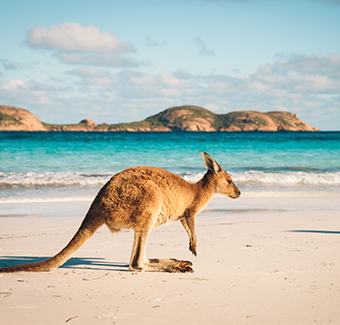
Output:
170 264 194 273
149 258 194 273
149 258 192 266
130 258 194 273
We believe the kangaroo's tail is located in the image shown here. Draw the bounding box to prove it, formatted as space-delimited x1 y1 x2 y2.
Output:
0 214 104 273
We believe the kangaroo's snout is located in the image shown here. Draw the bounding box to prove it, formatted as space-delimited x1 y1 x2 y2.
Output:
231 187 241 199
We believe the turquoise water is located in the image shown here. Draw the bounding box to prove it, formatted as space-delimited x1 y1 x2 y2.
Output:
0 131 340 206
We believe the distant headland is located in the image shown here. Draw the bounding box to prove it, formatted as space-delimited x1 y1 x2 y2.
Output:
0 105 319 132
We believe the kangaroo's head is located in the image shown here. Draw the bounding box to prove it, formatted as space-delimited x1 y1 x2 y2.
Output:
200 151 241 199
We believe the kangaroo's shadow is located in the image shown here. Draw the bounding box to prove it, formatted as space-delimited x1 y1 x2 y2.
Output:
0 256 130 272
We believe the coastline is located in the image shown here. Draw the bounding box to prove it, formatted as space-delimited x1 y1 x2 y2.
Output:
0 106 320 132
1 195 340 324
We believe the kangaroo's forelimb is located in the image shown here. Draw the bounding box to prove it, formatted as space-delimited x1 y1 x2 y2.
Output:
181 217 197 256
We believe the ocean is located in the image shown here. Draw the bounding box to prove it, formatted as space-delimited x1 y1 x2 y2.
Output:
1 131 339 217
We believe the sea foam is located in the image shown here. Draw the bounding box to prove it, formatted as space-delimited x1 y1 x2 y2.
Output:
1 170 339 188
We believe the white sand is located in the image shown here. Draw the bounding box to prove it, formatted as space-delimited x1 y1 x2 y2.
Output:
1 197 340 324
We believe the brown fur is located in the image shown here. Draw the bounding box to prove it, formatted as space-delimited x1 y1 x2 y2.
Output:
0 151 240 273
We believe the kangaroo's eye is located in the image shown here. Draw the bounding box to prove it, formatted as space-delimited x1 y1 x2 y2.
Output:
227 180 232 184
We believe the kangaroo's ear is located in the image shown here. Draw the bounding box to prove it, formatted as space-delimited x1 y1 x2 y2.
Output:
199 151 221 174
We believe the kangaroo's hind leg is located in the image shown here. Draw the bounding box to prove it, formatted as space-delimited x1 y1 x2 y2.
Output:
129 228 150 271
129 228 194 273
128 207 194 273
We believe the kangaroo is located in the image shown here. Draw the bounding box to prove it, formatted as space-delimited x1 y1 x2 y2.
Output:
0 151 240 273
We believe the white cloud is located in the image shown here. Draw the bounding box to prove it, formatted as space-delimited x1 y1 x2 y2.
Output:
0 79 53 106
66 67 116 86
57 52 140 67
0 79 66 95
294 75 340 93
26 23 140 68
158 73 183 88
274 53 340 76
160 88 182 97
129 74 158 86
67 67 112 78
27 22 134 53
117 71 198 89
1 79 27 91
247 81 273 91
208 81 232 95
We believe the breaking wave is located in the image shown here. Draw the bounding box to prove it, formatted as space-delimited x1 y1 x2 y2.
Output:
233 170 340 186
0 196 93 204
182 170 340 186
0 172 112 187
1 170 339 188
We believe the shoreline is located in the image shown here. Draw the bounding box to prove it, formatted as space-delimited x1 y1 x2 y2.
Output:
1 189 340 218
1 195 340 324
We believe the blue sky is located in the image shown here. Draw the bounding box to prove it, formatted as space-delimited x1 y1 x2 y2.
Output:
1 0 340 130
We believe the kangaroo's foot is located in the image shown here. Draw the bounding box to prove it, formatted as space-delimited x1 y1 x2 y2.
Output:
150 258 194 273
130 258 194 273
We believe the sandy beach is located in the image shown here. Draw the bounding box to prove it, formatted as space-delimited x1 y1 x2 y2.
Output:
1 195 340 325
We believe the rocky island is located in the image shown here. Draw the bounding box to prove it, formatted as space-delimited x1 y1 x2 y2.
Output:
0 105 319 132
